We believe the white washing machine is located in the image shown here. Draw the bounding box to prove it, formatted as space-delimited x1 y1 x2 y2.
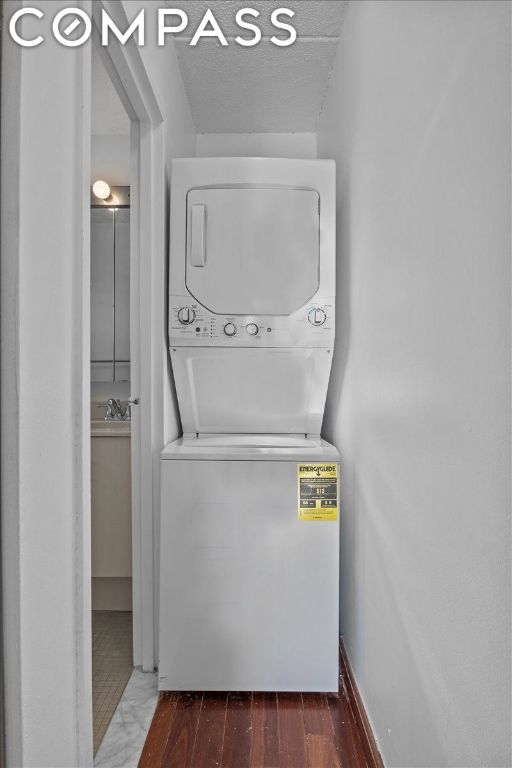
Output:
159 158 339 692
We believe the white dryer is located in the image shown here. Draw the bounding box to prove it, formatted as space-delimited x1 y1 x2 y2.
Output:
159 158 339 692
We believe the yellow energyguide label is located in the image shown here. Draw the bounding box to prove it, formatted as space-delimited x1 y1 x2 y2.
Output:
297 463 338 521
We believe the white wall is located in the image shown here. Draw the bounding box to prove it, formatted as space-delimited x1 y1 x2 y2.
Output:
91 134 130 186
91 43 129 187
317 2 511 766
196 132 316 159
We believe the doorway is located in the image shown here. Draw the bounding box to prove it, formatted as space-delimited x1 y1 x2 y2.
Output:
90 43 133 754
0 0 166 762
88 1 167 753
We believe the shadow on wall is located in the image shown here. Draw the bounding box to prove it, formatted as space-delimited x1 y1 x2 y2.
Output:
321 163 351 491
317 1 511 766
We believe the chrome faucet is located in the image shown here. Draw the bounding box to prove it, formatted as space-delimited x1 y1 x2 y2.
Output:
112 398 123 419
104 398 120 420
100 398 126 420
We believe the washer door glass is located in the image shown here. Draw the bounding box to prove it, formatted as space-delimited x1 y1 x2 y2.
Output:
185 187 320 315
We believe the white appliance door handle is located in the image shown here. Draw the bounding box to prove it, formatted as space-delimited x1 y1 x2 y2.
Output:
190 204 206 267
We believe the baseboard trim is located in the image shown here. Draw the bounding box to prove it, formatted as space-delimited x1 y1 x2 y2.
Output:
339 637 385 768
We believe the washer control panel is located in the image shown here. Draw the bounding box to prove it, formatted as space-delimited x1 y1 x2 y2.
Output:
169 296 334 348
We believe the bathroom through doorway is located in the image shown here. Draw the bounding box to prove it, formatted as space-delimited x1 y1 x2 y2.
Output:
87 1 167 756
90 42 133 753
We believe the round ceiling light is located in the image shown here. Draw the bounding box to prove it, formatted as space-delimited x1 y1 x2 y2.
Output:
92 180 111 200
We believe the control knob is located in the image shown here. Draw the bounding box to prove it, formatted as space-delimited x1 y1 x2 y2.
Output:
246 323 259 336
177 306 196 325
308 308 327 326
223 322 237 337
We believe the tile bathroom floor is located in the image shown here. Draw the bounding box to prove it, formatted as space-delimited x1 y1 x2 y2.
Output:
92 611 133 754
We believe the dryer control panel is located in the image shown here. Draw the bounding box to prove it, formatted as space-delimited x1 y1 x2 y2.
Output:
169 295 335 348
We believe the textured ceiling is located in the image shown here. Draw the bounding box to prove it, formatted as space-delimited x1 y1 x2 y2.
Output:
91 46 130 136
170 1 348 133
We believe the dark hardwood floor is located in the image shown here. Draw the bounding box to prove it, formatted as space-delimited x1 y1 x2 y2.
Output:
139 641 382 768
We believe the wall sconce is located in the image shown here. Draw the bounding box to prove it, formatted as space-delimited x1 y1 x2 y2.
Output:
92 180 111 200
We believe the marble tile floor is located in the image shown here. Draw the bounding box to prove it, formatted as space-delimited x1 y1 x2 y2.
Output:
94 669 159 768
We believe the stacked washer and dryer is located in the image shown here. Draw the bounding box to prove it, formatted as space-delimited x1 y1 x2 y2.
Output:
159 158 339 693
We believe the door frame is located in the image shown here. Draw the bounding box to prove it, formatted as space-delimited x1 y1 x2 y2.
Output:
92 0 164 672
1 1 165 761
1 2 94 763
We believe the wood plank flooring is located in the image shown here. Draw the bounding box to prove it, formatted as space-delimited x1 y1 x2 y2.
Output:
139 643 379 768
